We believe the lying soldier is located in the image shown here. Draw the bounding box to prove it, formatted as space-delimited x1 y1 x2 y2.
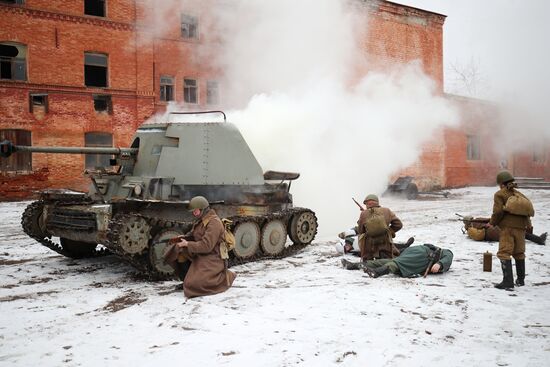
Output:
461 216 546 245
341 244 453 278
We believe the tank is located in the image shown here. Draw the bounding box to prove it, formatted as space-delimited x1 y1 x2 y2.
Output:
0 111 318 279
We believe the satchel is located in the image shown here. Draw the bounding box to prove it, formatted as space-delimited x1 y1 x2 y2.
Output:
504 192 534 217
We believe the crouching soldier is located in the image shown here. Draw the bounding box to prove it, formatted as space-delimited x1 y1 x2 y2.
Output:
165 196 236 298
342 244 453 278
356 194 403 260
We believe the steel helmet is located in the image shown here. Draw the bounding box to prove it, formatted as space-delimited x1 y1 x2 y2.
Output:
363 194 379 204
496 171 514 185
189 196 209 210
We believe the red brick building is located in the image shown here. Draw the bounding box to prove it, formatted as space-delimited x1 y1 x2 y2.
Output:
0 0 547 199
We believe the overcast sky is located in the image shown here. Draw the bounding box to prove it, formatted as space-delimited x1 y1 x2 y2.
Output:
399 0 550 101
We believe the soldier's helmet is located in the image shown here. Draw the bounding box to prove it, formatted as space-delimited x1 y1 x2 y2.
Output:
363 194 379 204
496 170 514 185
189 196 209 210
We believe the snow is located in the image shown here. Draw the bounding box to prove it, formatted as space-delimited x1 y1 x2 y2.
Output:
1 187 549 366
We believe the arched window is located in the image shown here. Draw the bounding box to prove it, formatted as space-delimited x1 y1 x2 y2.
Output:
0 42 27 81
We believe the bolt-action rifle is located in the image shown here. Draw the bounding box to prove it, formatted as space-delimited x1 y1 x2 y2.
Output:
352 198 365 211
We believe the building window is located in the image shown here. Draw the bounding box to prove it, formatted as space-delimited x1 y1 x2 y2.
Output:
93 94 112 114
533 145 545 163
0 129 31 172
84 52 108 87
160 75 174 102
0 1 25 5
181 14 198 39
466 135 481 160
29 93 48 114
85 132 113 169
184 78 198 104
206 81 219 105
84 0 105 17
0 42 27 81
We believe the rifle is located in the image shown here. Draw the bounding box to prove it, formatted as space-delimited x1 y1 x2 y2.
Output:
423 247 442 278
352 197 365 211
455 213 489 223
154 236 184 246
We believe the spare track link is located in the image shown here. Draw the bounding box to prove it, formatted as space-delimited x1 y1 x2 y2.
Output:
21 199 110 259
227 208 317 268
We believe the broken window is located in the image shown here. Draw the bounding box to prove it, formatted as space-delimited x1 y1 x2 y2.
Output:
93 94 112 114
466 134 481 160
0 42 27 81
183 78 198 104
160 75 174 102
181 14 198 39
29 93 48 114
206 80 219 105
84 0 105 17
0 129 31 172
84 52 108 87
85 132 113 169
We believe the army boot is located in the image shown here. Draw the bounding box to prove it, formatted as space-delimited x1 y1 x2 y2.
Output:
363 265 390 278
341 258 366 271
515 259 525 286
526 232 546 245
494 260 514 290
395 237 415 252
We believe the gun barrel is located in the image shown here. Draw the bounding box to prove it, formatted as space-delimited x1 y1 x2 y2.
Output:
1 140 137 158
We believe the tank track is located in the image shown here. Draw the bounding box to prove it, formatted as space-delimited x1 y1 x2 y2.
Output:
106 208 317 279
21 200 110 259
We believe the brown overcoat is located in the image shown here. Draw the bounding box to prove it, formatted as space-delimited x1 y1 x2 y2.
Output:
183 209 236 298
357 205 402 260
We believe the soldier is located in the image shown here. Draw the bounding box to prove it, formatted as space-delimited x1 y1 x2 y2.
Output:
487 171 534 290
174 196 236 298
355 194 402 260
342 244 453 278
335 231 415 256
461 216 546 245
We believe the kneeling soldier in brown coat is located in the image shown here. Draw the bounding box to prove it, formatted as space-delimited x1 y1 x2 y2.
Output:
174 196 236 298
356 194 402 261
487 171 534 290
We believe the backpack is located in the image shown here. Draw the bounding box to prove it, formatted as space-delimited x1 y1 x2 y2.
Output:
201 217 236 260
504 192 535 217
363 207 389 238
220 219 236 260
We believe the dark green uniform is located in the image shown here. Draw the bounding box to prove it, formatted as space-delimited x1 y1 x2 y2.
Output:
365 244 453 277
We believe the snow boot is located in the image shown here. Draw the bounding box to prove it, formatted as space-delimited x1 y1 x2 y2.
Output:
526 232 546 245
494 260 514 290
341 258 365 271
515 259 525 286
363 265 390 278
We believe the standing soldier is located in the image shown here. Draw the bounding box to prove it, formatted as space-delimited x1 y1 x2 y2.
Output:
174 196 236 298
357 194 402 261
487 171 534 290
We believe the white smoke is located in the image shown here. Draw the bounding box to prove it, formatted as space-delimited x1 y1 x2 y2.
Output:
142 0 459 236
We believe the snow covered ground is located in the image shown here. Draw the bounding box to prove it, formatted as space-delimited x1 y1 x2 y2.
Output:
1 187 549 366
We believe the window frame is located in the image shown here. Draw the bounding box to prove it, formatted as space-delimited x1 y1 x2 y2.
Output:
0 129 32 172
183 78 198 104
159 75 175 102
0 42 27 81
29 93 48 114
84 52 108 88
466 134 481 161
181 13 199 40
206 80 219 105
